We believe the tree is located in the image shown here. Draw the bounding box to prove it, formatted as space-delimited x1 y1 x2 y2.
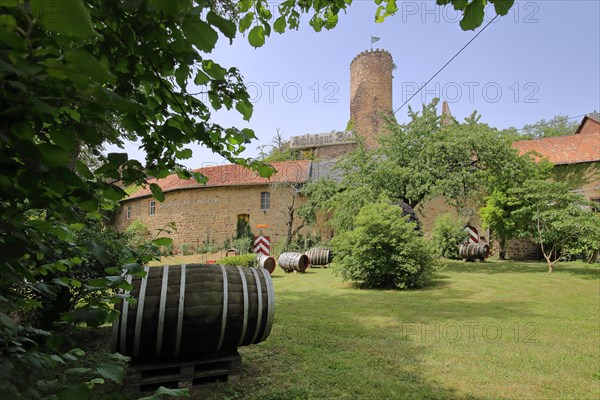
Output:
510 180 599 272
520 115 580 139
323 100 526 233
0 0 517 396
502 115 580 141
269 182 306 251
258 129 302 161
479 189 523 259
479 155 552 259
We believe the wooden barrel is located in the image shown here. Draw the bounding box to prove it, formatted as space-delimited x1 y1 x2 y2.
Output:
256 254 276 275
306 248 332 266
277 252 309 273
459 243 490 261
225 248 240 257
111 264 274 362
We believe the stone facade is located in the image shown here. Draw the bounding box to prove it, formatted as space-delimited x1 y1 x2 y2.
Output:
114 49 598 261
349 49 394 149
115 184 318 249
314 143 357 160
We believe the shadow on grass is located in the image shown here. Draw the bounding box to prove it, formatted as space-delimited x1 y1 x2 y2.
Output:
221 287 502 400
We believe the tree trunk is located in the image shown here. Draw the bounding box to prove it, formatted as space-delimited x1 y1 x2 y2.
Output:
285 207 294 251
499 236 506 260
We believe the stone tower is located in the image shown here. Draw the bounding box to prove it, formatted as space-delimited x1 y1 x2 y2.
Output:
350 49 394 148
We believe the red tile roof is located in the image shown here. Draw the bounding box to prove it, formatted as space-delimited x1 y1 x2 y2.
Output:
512 131 600 165
128 160 311 200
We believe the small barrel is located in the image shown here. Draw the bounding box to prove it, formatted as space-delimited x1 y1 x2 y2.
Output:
305 247 332 266
459 243 490 261
278 252 309 273
225 248 240 257
111 264 274 362
256 254 276 275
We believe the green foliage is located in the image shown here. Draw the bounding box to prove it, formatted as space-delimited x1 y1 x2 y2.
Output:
509 180 600 271
377 100 523 209
262 146 302 162
218 253 257 268
313 100 530 237
286 231 323 253
431 214 468 259
194 242 216 254
563 219 600 264
179 243 194 256
519 114 580 140
550 163 600 191
230 236 253 254
345 119 354 131
124 219 151 248
436 0 515 30
502 114 580 142
0 0 516 396
297 179 338 227
333 202 437 289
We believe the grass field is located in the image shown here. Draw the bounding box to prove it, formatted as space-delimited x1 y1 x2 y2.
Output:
187 260 599 400
89 259 599 399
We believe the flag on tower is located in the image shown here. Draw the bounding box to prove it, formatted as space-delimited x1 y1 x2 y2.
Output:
371 36 380 44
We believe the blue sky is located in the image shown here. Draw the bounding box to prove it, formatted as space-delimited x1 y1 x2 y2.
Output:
107 1 600 168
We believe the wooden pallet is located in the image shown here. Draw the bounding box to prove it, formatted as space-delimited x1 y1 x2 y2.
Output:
125 352 241 394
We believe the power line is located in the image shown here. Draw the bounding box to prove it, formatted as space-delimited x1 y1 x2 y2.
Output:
394 15 499 115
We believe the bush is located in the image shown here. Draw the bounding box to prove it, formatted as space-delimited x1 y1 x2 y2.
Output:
218 253 257 268
333 202 437 289
125 219 151 247
179 243 193 255
431 214 468 259
160 241 174 256
230 236 253 254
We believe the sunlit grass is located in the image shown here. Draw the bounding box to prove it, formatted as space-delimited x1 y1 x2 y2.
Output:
192 260 599 400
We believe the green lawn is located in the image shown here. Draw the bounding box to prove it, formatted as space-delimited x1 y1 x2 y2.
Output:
189 260 600 400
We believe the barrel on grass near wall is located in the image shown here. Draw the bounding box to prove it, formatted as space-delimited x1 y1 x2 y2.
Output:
256 254 276 275
111 264 274 362
278 252 309 273
459 243 490 261
306 248 332 266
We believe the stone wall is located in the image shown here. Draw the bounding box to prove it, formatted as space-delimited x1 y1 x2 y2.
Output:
313 142 357 161
350 49 393 148
578 117 600 135
115 184 320 249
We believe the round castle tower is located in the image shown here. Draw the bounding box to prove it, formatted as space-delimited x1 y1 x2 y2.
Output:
350 49 394 148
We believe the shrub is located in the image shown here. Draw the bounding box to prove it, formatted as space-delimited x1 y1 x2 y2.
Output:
160 242 174 256
125 219 151 247
230 236 253 254
431 214 468 259
333 202 437 289
179 242 193 255
218 253 257 268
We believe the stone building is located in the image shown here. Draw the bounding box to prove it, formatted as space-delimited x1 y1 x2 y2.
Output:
116 49 395 248
115 160 312 247
115 48 599 259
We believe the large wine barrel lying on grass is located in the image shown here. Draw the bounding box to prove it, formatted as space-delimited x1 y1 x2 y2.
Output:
111 264 274 362
459 243 490 261
256 254 276 275
306 248 332 266
278 252 309 273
